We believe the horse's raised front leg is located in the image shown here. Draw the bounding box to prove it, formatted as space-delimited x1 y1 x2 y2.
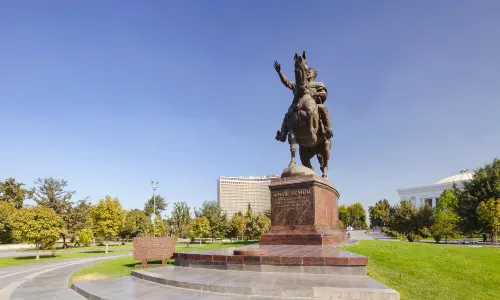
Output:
288 131 297 167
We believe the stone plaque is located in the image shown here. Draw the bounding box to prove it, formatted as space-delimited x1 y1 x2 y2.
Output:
271 187 314 226
133 236 174 266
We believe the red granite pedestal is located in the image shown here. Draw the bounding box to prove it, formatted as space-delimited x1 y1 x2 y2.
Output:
260 175 346 245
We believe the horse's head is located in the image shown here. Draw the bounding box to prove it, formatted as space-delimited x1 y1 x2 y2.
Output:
294 51 308 73
294 51 309 92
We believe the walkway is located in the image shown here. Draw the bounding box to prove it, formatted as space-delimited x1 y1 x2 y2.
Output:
349 230 397 241
0 254 129 300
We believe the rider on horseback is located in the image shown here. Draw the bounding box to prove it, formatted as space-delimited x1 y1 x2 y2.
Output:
273 61 333 142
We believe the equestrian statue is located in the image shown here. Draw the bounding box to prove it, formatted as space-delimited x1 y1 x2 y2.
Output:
274 51 333 178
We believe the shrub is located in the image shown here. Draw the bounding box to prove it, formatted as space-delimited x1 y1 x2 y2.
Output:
407 233 415 242
76 228 94 246
419 227 431 238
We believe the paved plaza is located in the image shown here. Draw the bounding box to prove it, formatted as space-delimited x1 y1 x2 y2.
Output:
0 255 128 300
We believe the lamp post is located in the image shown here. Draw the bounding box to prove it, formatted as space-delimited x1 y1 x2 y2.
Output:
151 181 159 236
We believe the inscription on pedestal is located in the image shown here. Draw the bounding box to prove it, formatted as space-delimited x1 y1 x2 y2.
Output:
271 187 314 226
274 189 311 210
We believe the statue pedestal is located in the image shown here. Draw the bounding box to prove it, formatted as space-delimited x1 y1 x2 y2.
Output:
260 175 346 245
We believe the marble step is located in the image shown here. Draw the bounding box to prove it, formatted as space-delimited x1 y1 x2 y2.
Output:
132 266 399 299
72 276 315 300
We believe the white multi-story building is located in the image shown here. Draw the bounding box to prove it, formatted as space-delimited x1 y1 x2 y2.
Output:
397 169 474 208
217 175 279 218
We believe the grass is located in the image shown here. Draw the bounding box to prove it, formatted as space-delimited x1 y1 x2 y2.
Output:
70 241 257 283
341 240 500 300
0 250 130 268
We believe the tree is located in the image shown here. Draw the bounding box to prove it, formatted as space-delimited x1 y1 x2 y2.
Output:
75 228 93 246
348 203 367 228
90 195 124 254
431 189 460 243
189 216 211 244
263 209 271 219
391 200 417 236
11 206 65 259
153 218 168 237
338 205 350 229
477 198 500 246
0 202 15 243
65 198 91 244
0 178 32 209
170 201 191 239
121 209 152 239
195 200 228 243
144 195 167 218
368 199 391 228
457 158 500 235
415 202 434 233
230 213 246 240
31 177 75 245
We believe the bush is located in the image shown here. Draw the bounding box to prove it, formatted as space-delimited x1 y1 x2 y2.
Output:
407 233 415 242
419 227 431 238
76 228 94 246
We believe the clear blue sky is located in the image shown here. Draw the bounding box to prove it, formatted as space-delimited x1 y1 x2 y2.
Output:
1 1 499 216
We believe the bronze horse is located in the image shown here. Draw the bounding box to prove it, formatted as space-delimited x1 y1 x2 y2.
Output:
285 51 331 178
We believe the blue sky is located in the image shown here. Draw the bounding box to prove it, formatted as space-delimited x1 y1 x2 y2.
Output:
1 1 499 216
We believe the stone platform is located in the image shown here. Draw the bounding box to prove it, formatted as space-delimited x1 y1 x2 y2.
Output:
173 244 367 275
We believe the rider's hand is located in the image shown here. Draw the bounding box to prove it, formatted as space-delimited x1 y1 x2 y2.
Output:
273 61 281 73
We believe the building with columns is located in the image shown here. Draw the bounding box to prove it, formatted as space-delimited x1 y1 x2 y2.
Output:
397 170 474 208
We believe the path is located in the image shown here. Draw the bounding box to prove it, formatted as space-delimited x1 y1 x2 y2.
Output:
0 254 130 300
349 230 397 241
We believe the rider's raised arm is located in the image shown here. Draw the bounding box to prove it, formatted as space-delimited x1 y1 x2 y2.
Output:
278 71 295 90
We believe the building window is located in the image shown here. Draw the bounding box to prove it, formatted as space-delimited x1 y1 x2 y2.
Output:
425 198 433 207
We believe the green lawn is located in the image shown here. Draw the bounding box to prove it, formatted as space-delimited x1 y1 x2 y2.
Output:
70 241 256 283
341 241 500 300
0 250 130 268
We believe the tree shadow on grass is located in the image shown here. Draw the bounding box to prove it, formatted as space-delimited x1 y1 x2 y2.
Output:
13 254 60 260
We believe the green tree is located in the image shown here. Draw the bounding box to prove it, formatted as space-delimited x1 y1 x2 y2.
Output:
189 216 211 244
230 213 246 240
31 177 76 245
153 217 168 236
457 158 500 235
338 205 350 229
195 201 228 242
75 228 93 246
431 189 460 243
348 203 367 228
0 202 15 243
90 195 124 254
368 199 391 228
415 202 434 234
0 178 32 209
11 206 65 259
477 198 500 246
121 209 152 239
170 201 191 239
391 200 417 236
144 195 167 218
262 209 271 219
65 198 92 244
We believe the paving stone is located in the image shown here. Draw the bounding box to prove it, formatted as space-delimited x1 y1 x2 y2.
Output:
127 266 399 299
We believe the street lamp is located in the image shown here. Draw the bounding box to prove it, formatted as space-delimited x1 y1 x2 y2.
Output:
151 181 159 236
